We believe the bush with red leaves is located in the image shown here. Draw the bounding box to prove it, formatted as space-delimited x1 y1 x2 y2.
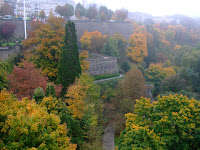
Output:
0 22 16 39
7 61 48 99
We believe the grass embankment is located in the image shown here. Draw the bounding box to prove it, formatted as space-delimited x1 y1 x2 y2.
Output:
2 42 16 46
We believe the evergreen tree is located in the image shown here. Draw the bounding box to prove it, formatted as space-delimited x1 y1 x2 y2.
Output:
45 83 56 97
58 21 81 96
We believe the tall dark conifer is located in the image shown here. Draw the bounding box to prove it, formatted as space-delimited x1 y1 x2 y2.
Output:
58 21 81 96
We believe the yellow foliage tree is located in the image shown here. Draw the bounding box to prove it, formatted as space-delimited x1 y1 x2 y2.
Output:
79 50 89 72
118 95 200 149
0 90 76 149
127 32 148 62
66 73 94 119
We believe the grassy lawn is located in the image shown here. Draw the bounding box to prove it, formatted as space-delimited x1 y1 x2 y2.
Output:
2 42 16 46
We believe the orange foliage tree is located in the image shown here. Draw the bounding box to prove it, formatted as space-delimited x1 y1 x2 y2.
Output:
127 32 148 63
23 17 65 81
80 30 107 53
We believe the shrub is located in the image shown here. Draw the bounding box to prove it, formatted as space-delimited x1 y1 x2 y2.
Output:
33 87 45 102
45 83 56 97
120 61 130 73
0 22 16 39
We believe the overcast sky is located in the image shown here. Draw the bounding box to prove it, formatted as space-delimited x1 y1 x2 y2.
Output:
75 0 199 17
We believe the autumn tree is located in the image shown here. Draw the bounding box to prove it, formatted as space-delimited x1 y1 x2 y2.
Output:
86 4 98 20
48 9 55 18
127 32 148 63
118 95 200 150
39 97 83 148
115 9 128 21
99 12 106 21
146 63 176 96
66 73 103 149
65 73 93 119
103 69 146 132
58 21 81 96
79 50 89 72
55 4 74 19
23 17 65 81
99 6 113 20
7 61 48 99
75 3 86 19
118 68 146 105
39 9 46 19
0 3 14 16
0 90 76 149
80 30 107 53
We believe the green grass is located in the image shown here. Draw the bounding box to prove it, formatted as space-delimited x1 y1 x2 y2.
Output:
2 42 16 46
94 73 120 80
114 135 119 147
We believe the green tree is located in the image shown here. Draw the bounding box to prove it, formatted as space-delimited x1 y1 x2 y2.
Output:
45 82 56 97
113 32 127 63
75 3 86 19
58 21 81 96
0 61 13 90
160 74 187 93
102 37 119 57
120 61 130 73
118 95 200 150
86 4 98 20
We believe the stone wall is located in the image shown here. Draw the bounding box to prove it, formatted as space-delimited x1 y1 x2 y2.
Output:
88 54 118 76
0 20 32 40
0 20 134 40
0 45 21 61
74 20 134 40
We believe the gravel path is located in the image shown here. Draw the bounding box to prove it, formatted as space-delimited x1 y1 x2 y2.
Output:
102 123 115 150
94 74 123 83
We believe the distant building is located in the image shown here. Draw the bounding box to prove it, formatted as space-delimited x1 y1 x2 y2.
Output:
14 0 75 17
152 16 173 24
0 0 5 8
128 11 152 23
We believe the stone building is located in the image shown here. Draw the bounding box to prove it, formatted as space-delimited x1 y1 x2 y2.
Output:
88 54 118 76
